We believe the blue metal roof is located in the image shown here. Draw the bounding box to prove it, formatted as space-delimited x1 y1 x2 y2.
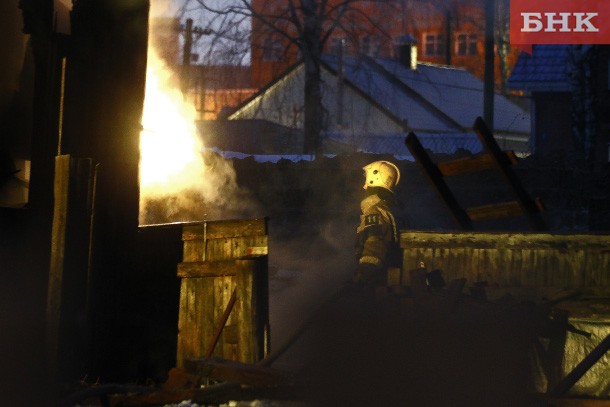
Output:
507 45 572 92
323 54 530 135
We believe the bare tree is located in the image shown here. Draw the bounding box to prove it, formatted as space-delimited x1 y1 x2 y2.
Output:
181 0 390 155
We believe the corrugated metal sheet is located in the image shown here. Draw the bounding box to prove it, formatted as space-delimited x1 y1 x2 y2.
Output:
324 55 531 135
333 56 460 133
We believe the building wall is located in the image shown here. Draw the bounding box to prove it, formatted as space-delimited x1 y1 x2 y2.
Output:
250 0 518 89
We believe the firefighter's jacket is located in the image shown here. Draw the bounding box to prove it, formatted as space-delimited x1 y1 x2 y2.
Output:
356 193 401 269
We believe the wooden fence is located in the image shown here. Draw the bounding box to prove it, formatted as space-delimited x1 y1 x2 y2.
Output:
400 231 610 289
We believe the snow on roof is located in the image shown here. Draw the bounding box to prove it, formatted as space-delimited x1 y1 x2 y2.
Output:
326 56 460 133
323 55 530 135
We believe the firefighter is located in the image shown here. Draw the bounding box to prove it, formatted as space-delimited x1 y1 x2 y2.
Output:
354 160 402 287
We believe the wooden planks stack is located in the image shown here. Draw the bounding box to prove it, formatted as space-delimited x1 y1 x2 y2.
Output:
176 218 270 368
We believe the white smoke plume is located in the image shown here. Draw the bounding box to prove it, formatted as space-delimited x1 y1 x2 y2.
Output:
139 46 261 225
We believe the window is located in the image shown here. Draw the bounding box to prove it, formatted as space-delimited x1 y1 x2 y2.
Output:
423 33 444 56
360 35 381 57
331 37 347 56
455 33 478 56
262 37 283 61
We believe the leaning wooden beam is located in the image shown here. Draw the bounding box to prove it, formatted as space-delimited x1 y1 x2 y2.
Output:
473 117 547 231
437 150 518 177
467 200 528 221
405 132 472 230
548 333 610 397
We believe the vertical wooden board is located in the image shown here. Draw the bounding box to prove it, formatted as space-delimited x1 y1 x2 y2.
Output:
236 261 255 364
182 240 201 262
544 249 554 287
210 276 229 358
255 257 269 360
444 248 457 281
455 247 466 281
556 249 567 288
600 252 610 286
176 279 188 368
571 249 586 286
200 277 216 358
463 247 474 282
478 248 488 283
559 249 567 288
481 248 494 284
177 278 206 366
487 248 500 285
437 248 451 282
455 247 466 282
206 239 219 261
544 250 554 287
524 249 537 287
533 249 545 287
401 248 421 285
585 248 598 287
512 248 522 286
500 248 511 285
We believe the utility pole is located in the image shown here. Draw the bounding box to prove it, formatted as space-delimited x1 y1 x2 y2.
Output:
180 18 212 98
181 18 193 97
445 10 452 66
483 0 495 132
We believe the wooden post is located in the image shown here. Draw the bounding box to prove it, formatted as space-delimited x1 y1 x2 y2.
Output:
47 155 71 378
47 155 96 381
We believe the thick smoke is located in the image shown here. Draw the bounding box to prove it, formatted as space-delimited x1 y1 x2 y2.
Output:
139 47 262 224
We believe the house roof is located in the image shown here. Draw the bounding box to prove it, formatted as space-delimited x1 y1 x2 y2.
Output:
322 54 530 135
219 54 531 159
507 45 572 92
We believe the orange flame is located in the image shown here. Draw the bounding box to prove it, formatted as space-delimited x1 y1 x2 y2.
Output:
140 50 205 195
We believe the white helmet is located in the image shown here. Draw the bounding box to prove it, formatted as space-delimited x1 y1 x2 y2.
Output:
362 160 400 192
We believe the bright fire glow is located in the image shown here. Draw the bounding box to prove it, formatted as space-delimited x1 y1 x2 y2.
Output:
140 50 205 195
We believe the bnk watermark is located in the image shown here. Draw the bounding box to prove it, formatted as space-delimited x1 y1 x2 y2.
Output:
510 0 610 51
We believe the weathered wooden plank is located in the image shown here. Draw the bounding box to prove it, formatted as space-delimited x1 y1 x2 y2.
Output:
400 231 610 251
235 257 269 363
177 260 238 278
205 288 237 358
399 231 610 289
47 155 71 377
466 200 524 221
183 235 268 262
437 151 517 176
177 254 268 366
182 218 268 241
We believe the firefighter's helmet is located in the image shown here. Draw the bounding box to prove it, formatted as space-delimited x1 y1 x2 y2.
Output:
362 160 400 192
